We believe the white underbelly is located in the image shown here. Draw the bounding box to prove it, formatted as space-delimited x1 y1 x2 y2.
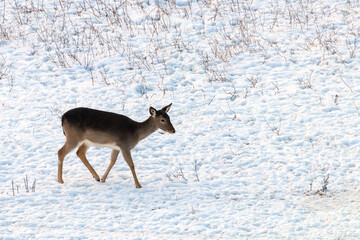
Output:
82 140 121 151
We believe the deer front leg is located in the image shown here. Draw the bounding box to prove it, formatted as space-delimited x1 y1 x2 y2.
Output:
101 149 120 182
122 149 142 188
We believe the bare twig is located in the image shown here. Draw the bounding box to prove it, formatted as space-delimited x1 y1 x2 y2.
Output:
353 101 360 116
339 74 353 92
194 159 200 182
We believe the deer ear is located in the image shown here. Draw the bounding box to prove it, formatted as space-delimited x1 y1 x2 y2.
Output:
162 103 172 113
149 107 157 117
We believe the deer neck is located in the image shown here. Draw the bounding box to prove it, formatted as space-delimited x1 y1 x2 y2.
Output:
137 117 158 141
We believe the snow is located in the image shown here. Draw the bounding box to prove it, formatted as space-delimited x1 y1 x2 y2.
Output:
1 0 360 239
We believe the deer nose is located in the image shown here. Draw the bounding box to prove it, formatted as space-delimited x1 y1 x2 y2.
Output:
167 129 176 134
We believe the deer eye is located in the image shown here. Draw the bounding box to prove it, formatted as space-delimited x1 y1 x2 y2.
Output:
161 119 165 123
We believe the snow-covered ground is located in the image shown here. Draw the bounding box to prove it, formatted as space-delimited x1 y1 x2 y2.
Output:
1 0 360 239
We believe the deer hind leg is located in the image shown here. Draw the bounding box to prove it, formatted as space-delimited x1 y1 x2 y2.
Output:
76 143 100 181
122 150 142 188
58 140 78 184
101 149 120 183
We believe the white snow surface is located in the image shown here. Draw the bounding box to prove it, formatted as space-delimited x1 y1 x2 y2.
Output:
1 0 360 239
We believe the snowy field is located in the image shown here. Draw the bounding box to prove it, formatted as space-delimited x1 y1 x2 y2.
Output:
1 0 360 239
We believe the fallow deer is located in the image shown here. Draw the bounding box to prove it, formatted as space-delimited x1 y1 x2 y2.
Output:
57 104 175 188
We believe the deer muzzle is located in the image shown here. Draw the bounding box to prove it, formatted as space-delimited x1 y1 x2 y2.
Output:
167 129 176 134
